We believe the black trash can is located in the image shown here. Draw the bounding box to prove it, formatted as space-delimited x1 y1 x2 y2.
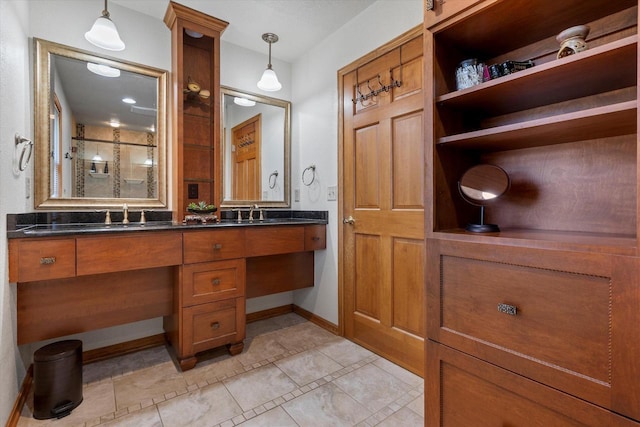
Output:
33 340 83 419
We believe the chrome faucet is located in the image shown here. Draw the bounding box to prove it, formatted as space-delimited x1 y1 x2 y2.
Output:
249 204 259 222
122 203 130 224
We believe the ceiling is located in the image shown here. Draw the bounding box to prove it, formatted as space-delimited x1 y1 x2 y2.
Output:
111 0 377 63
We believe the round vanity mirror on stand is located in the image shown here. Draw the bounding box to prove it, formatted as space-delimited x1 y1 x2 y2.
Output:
458 164 510 232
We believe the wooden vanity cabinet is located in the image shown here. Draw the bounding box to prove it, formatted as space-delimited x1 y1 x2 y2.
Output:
424 0 640 424
169 229 246 370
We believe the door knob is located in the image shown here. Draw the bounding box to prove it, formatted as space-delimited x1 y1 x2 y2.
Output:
343 216 356 225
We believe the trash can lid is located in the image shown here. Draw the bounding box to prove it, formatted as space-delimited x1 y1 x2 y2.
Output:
34 340 82 362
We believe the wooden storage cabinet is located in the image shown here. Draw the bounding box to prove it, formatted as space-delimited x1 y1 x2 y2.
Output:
424 0 640 424
426 342 640 427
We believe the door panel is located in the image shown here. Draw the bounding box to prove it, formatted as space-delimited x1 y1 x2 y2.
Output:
341 32 425 376
355 234 382 319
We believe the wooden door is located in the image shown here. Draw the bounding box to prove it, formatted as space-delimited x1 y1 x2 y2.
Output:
340 30 425 376
232 114 261 200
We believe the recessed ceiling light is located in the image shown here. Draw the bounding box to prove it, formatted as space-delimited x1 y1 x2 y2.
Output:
122 97 136 104
87 62 120 78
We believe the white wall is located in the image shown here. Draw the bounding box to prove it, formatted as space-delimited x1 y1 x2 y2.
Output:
291 0 423 324
0 1 31 423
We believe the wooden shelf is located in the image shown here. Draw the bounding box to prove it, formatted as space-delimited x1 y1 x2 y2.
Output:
436 36 637 116
437 100 637 151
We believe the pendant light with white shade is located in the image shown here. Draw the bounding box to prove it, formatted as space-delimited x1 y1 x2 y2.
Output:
257 33 282 92
85 0 125 51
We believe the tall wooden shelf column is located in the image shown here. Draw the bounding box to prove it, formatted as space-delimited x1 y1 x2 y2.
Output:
164 1 228 221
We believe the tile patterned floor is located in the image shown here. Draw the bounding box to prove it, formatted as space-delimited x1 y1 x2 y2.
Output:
18 313 424 426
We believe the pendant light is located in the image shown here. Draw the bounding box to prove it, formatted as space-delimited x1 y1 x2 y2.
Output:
85 0 125 51
257 33 282 92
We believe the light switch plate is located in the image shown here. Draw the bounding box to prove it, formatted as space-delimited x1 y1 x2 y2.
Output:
294 188 300 202
327 186 337 201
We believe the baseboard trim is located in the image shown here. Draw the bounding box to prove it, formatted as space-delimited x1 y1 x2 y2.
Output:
83 333 166 364
7 364 32 427
246 304 295 323
293 305 339 335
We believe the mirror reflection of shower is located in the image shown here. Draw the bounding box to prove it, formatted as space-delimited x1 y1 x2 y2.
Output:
458 164 510 232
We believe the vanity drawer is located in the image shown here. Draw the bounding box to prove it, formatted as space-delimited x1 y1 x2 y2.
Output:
10 238 76 282
76 232 182 275
304 225 326 251
439 253 610 383
183 298 245 355
183 229 245 264
245 226 304 257
182 259 245 306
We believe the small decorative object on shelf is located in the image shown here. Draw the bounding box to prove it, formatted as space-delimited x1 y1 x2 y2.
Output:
556 25 590 58
183 76 210 102
456 58 485 90
90 161 97 173
184 201 217 224
103 161 109 174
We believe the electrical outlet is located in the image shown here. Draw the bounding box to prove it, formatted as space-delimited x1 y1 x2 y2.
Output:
327 186 337 201
263 191 268 200
294 188 300 202
25 177 31 199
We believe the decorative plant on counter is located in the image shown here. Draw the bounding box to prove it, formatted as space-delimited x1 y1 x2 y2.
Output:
187 201 217 214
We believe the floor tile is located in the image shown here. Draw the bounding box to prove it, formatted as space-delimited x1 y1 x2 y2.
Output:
112 362 187 410
372 356 422 388
317 338 374 367
333 363 412 412
100 406 162 427
236 334 288 367
224 364 297 411
238 406 298 426
246 313 307 340
181 352 244 386
157 382 243 426
406 395 424 417
271 322 341 351
282 382 370 426
376 406 423 426
275 349 342 386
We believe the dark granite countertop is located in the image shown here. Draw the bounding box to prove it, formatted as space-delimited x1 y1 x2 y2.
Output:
7 210 328 238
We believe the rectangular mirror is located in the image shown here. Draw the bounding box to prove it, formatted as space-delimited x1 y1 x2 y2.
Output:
34 38 167 209
220 86 290 208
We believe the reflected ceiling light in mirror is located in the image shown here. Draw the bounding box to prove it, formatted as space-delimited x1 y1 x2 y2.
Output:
234 97 256 107
143 158 154 167
109 120 120 128
257 33 282 92
122 97 136 104
92 146 103 162
87 62 121 78
85 0 125 51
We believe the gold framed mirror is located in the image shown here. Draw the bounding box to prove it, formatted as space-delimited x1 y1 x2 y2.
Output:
220 86 290 208
34 38 168 209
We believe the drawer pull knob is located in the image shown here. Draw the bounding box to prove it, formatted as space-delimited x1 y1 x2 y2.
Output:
213 243 223 250
40 257 56 265
498 303 518 316
211 322 220 329
311 237 320 241
211 278 221 286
